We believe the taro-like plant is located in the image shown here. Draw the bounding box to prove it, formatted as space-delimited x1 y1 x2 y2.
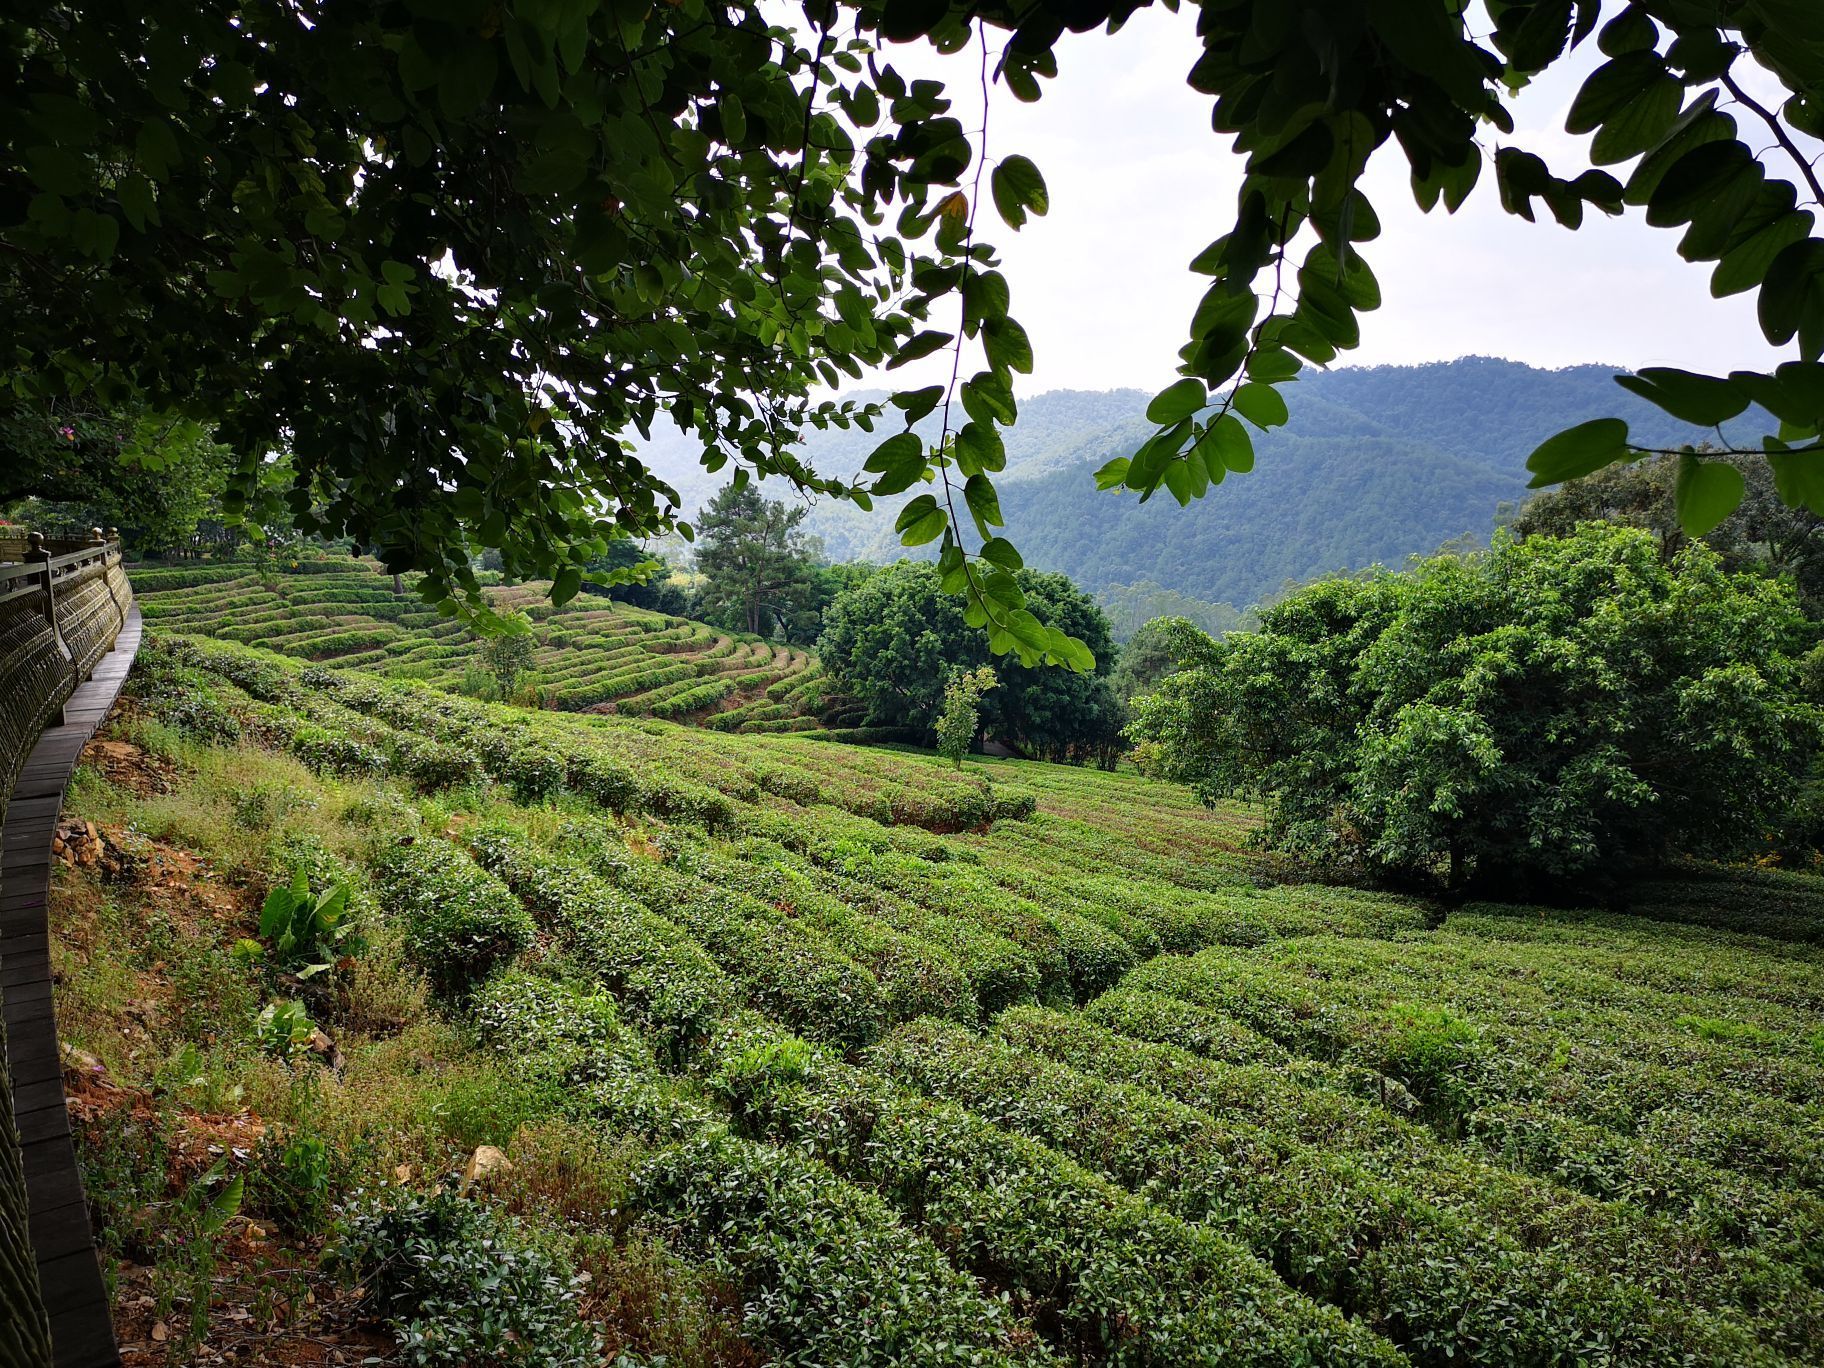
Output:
259 868 362 979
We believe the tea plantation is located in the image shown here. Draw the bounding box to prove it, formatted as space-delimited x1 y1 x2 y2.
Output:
53 629 1824 1365
132 557 835 730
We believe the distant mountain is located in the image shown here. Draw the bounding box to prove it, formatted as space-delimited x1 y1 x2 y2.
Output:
636 357 1766 610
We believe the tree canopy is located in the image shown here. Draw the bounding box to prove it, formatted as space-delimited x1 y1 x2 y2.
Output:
691 483 821 638
1130 524 1824 892
1510 449 1824 614
0 399 237 554
7 1 1823 656
819 560 1120 761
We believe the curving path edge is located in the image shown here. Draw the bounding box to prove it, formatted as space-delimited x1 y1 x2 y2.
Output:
1 606 139 1368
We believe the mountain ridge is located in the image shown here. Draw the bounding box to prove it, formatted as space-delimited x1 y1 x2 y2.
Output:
637 357 1764 610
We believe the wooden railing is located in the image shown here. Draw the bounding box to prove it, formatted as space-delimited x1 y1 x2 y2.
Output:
2 531 135 1368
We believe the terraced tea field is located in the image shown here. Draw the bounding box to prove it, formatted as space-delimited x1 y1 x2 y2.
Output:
55 630 1824 1366
132 557 837 730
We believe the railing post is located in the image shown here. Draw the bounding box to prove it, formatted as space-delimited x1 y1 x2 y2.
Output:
89 527 105 546
26 531 73 678
24 531 53 627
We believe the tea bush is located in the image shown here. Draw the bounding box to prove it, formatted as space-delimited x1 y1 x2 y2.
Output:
370 838 534 996
330 1188 599 1368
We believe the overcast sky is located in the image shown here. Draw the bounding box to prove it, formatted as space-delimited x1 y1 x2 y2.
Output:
870 6 1803 399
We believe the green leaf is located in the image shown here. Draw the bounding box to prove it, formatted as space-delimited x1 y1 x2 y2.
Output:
890 384 945 421
1646 140 1755 229
981 566 1025 610
200 1173 245 1236
719 91 746 144
886 329 953 371
259 886 293 941
1760 239 1824 359
135 118 180 181
990 155 1048 229
551 566 582 605
1730 368 1819 427
1673 453 1746 535
1245 347 1302 383
1057 632 1097 672
1231 382 1289 429
1598 6 1658 56
963 473 1003 536
1160 456 1206 506
1127 420 1192 495
895 494 947 546
1712 209 1813 298
1567 52 1663 135
980 536 1023 569
960 372 1017 425
1613 368 1748 426
1094 457 1131 490
1590 72 1682 164
1624 97 1729 207
982 317 1033 376
1775 361 1824 426
1526 416 1631 486
1769 448 1824 513
863 431 927 496
1194 413 1254 474
1146 378 1207 425
960 270 1011 332
118 173 155 232
955 421 1005 476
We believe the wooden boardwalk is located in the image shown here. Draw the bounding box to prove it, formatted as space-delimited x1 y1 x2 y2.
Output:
2 607 139 1368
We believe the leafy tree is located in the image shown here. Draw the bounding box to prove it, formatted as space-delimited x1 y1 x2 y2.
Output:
478 617 537 700
7 0 1822 644
690 484 820 639
1108 618 1185 706
777 560 874 647
584 539 690 616
820 562 1119 762
936 666 997 768
0 399 235 554
1130 525 1824 894
1508 451 1824 615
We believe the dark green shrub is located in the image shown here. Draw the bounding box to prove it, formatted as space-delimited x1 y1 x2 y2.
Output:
636 1129 1048 1367
161 693 243 744
329 1188 598 1368
565 750 640 811
370 839 534 997
393 735 484 791
248 1127 341 1238
504 744 565 802
290 723 387 778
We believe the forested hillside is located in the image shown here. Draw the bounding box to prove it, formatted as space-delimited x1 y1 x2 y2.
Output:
640 358 1767 610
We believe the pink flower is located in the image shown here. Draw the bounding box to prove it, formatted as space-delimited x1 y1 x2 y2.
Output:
59 425 75 440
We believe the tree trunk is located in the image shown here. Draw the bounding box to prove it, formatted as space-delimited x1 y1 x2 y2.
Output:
393 573 404 596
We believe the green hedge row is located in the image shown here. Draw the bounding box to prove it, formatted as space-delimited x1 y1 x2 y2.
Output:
368 837 533 997
705 1018 1404 1368
874 1016 1794 1366
467 828 736 1056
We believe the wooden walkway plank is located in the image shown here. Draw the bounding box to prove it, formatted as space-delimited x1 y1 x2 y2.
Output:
3 603 139 1368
